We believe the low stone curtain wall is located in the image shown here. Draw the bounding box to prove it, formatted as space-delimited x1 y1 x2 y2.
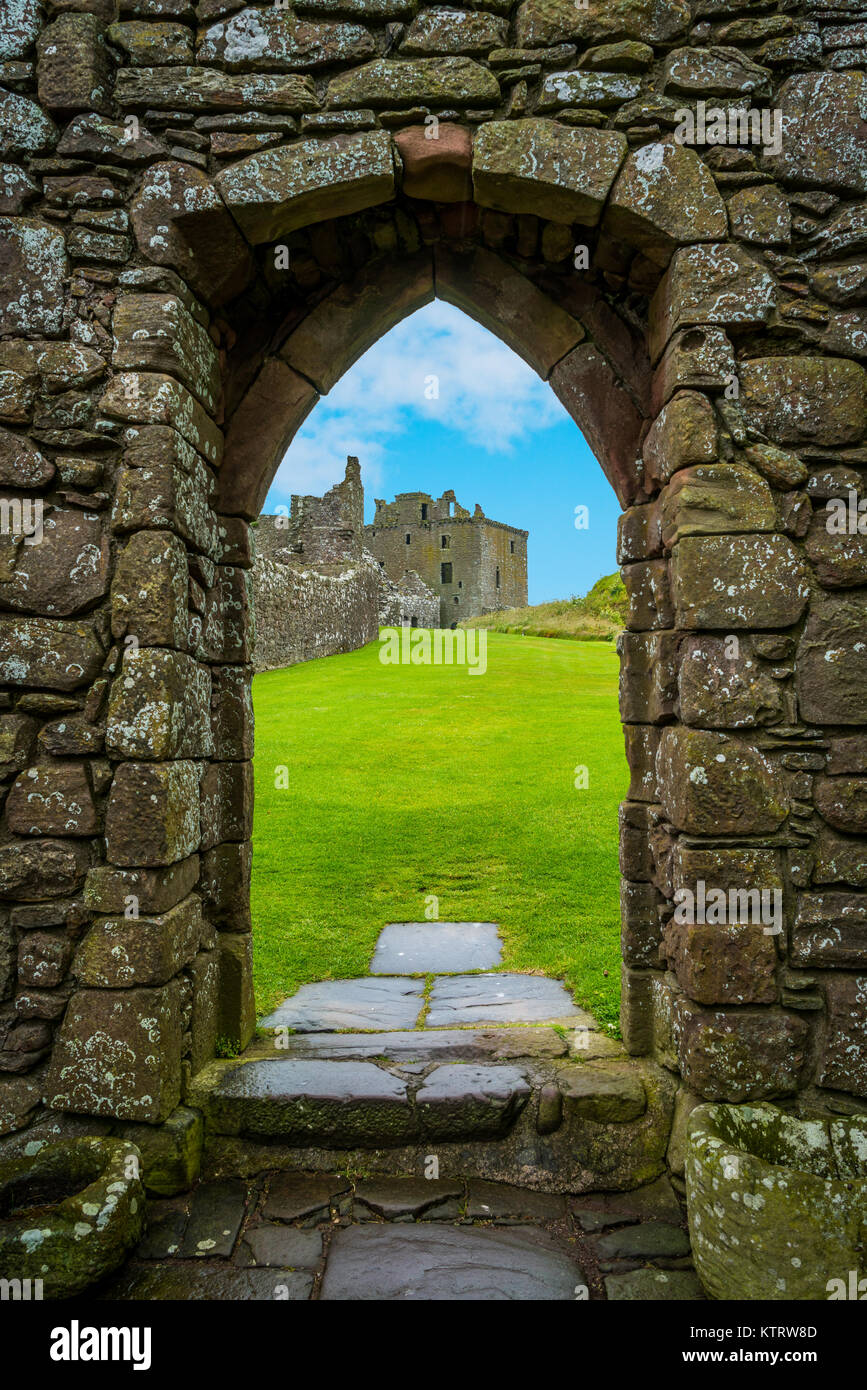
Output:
0 0 864 1147
252 553 380 672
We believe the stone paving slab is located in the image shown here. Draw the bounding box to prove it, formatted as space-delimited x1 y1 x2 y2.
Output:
427 973 584 1027
371 921 502 975
595 1220 691 1263
260 977 425 1031
354 1177 464 1220
102 1262 314 1301
237 1224 323 1268
319 1224 586 1300
179 1178 248 1259
262 1026 568 1062
262 1172 351 1223
465 1180 566 1224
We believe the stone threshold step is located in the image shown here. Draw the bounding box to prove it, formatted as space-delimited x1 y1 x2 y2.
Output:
200 1059 534 1144
243 1025 622 1065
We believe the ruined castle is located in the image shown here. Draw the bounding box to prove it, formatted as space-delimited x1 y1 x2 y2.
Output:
252 459 438 671
366 491 528 627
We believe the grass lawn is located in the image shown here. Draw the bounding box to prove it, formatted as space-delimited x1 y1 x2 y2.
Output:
251 632 628 1031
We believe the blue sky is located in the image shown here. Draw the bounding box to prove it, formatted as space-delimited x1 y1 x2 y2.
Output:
264 300 621 604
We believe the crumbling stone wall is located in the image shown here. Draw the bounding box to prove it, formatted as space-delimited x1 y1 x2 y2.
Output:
366 489 528 624
0 0 865 1148
378 566 441 628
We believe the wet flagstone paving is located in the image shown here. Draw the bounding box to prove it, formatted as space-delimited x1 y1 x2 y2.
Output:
97 1173 703 1302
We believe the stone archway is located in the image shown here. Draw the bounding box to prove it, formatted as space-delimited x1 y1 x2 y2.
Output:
0 0 865 1175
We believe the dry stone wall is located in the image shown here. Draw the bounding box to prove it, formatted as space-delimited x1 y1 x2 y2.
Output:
0 0 865 1150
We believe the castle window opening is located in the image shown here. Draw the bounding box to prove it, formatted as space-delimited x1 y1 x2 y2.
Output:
441 562 453 584
420 503 428 520
441 535 450 548
405 533 411 544
510 540 515 554
496 567 500 588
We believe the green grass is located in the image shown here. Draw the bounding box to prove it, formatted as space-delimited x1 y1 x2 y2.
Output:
459 572 629 642
251 632 628 1031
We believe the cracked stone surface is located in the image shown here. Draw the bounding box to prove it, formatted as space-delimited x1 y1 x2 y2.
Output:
427 972 585 1027
371 921 502 974
259 976 425 1031
319 1224 586 1300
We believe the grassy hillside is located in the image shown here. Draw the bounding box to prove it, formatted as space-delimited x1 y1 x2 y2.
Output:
459 573 628 641
251 631 627 1030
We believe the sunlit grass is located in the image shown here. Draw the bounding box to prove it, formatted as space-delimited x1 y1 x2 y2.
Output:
251 632 627 1031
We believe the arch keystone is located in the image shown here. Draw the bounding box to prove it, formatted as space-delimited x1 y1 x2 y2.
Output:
216 130 394 243
472 118 627 226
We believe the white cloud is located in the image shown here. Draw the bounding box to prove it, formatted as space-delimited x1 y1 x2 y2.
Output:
268 301 570 504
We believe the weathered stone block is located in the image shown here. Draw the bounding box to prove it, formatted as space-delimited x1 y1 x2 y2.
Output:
805 508 867 589
198 9 375 69
7 761 99 837
328 56 500 108
47 982 183 1122
106 19 195 66
217 131 394 243
621 878 662 968
796 594 867 726
113 293 221 414
473 118 626 226
200 760 252 849
660 462 775 547
559 1063 646 1122
663 919 777 1006
763 71 867 195
642 390 717 489
792 892 867 968
200 565 252 664
105 760 200 867
649 243 776 363
0 838 90 900
84 855 200 916
624 723 659 802
130 158 254 308
0 90 57 160
0 508 110 617
617 502 662 564
537 69 641 110
674 1001 807 1101
0 712 38 780
188 948 219 1078
622 558 673 631
0 0 42 61
112 455 218 559
671 535 810 629
211 664 254 761
515 0 690 47
402 7 507 54
102 372 222 467
200 841 251 932
619 800 660 882
620 962 656 1056
0 617 102 691
0 218 67 336
727 184 791 247
116 65 318 114
657 727 787 835
818 976 867 1097
74 893 203 987
106 648 212 760
218 930 255 1051
618 630 680 724
815 775 867 836
662 46 772 98
740 357 867 447
37 14 111 114
57 112 166 166
113 1104 202 1195
606 141 727 263
111 530 189 651
679 634 785 728
813 828 867 888
17 931 73 989
395 122 472 202
671 844 783 899
651 326 735 412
